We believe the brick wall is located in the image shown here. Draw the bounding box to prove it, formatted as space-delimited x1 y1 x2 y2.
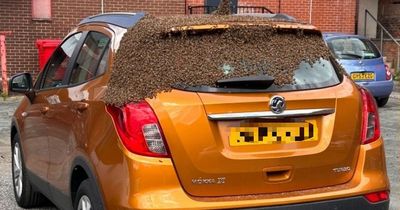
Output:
378 0 400 37
382 41 399 70
377 0 400 69
0 0 184 79
1 0 356 79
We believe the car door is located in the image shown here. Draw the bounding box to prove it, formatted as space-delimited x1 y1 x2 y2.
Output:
46 28 112 204
25 32 84 197
20 70 51 187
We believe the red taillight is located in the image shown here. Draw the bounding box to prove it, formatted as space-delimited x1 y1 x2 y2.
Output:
360 88 381 144
385 64 392 80
364 191 389 203
106 101 170 158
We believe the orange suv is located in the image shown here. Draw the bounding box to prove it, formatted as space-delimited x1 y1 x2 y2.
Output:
9 13 389 210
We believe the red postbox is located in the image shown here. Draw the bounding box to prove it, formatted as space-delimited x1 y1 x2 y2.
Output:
36 39 61 71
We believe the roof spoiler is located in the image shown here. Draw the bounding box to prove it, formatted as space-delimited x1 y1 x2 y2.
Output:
168 22 321 36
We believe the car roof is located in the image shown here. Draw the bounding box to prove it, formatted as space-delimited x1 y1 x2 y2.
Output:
79 12 146 28
234 13 296 21
322 32 367 40
78 12 301 29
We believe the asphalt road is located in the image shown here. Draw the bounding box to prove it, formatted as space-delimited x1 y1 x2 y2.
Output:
0 95 399 210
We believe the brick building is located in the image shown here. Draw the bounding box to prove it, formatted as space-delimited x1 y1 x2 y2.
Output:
0 0 368 81
377 0 400 73
378 0 400 37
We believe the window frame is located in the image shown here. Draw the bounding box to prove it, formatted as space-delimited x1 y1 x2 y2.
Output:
37 31 88 91
32 0 52 20
33 71 44 90
66 31 111 87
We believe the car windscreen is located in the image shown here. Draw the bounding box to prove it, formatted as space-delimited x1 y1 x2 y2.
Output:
326 37 380 60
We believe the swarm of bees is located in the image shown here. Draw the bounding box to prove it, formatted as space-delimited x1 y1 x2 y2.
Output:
104 14 338 106
214 0 232 15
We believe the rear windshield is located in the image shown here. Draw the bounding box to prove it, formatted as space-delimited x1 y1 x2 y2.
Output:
182 57 341 93
105 15 344 105
326 37 380 60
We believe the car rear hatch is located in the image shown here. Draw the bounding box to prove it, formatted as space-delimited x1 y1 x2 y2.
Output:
143 22 361 197
149 76 361 197
339 58 386 81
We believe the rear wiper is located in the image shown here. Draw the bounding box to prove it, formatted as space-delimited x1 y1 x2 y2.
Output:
216 75 275 89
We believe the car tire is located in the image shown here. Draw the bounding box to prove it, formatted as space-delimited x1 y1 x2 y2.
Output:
376 97 389 107
74 179 104 210
12 134 46 208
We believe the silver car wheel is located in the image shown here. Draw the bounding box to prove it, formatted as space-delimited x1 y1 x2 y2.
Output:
77 195 92 210
13 142 23 198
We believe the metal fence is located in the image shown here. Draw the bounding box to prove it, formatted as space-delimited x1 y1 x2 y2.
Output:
364 9 400 73
188 5 273 15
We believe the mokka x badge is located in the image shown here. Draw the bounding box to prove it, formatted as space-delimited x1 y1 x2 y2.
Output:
270 96 286 114
332 166 351 173
192 177 226 185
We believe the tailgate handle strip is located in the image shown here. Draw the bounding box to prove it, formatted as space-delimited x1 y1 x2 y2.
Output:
207 108 335 121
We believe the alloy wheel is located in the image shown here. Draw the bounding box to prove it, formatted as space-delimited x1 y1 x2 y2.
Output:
13 142 23 198
77 195 92 210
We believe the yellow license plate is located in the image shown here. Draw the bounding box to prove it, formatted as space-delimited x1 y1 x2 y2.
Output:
351 72 375 81
229 120 318 146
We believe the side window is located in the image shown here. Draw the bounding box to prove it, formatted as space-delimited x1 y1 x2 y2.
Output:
42 33 82 89
96 47 110 76
69 32 110 85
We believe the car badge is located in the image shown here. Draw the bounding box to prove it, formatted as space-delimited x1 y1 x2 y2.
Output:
270 96 286 114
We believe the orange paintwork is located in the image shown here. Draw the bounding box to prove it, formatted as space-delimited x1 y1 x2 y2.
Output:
11 19 389 210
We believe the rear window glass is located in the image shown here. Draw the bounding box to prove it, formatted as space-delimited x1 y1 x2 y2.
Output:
182 57 341 93
105 15 344 105
326 37 380 60
292 58 340 89
168 31 341 93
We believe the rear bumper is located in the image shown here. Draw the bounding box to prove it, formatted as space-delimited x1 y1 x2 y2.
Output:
101 138 390 210
240 196 389 210
357 80 394 98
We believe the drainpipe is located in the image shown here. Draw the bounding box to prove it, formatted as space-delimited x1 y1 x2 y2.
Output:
355 0 359 34
185 0 187 15
309 0 313 24
278 0 281 13
101 0 104 13
0 31 12 97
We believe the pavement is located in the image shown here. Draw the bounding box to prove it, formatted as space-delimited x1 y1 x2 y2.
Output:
380 94 400 210
0 97 19 144
0 86 399 209
391 81 400 99
0 97 56 210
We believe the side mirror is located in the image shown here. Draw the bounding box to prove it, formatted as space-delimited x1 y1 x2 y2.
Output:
9 73 35 102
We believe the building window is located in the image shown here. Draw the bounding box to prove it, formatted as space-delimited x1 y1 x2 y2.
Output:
32 0 52 20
